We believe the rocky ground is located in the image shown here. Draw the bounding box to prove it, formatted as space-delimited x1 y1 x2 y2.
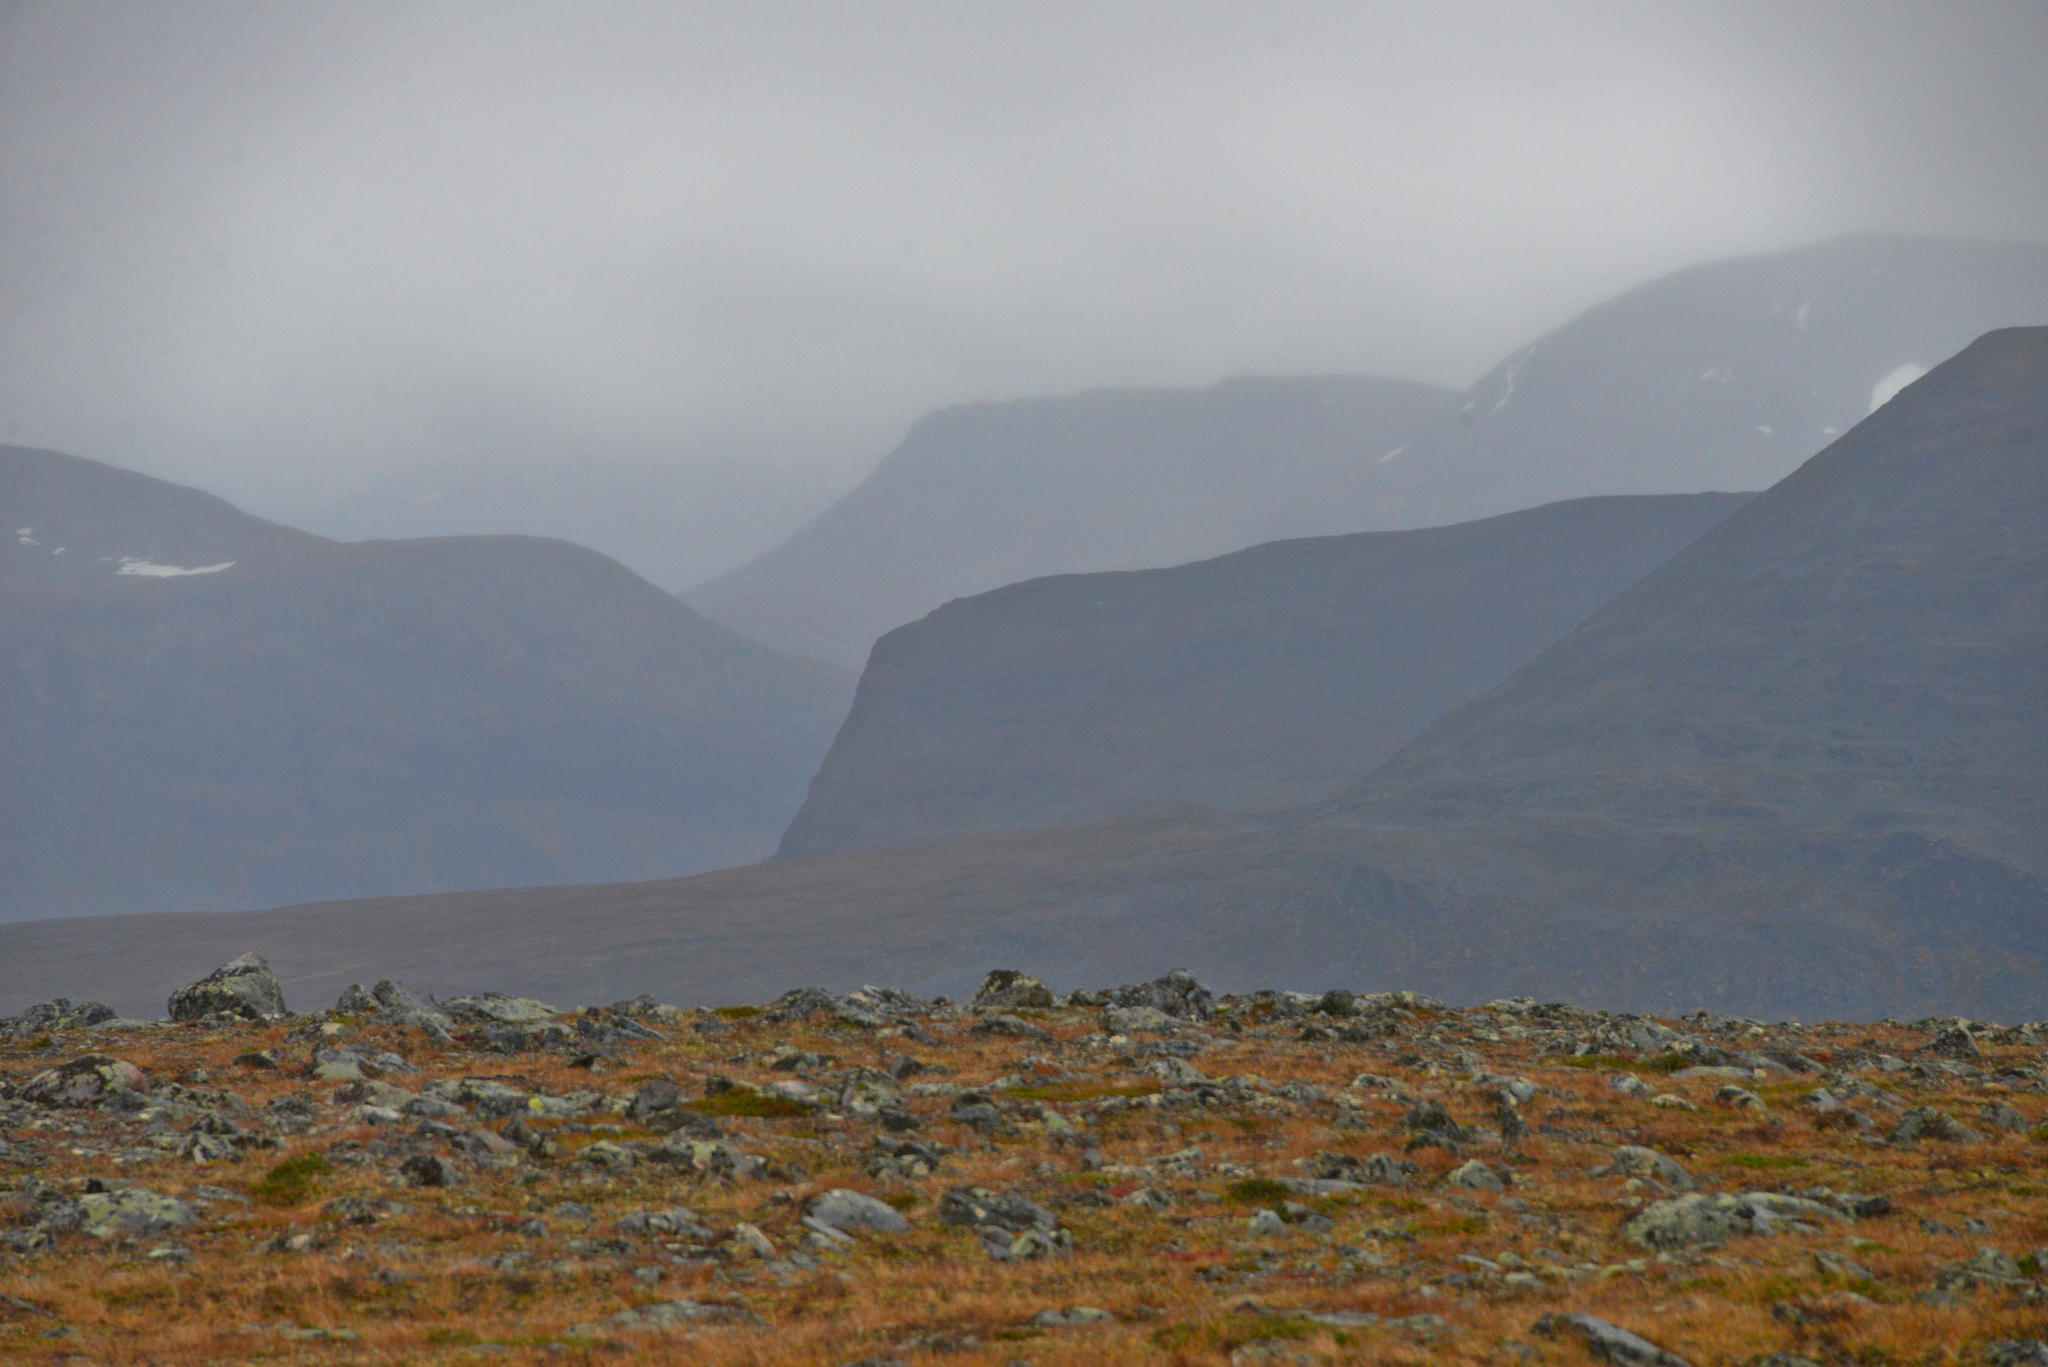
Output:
2 957 2046 1366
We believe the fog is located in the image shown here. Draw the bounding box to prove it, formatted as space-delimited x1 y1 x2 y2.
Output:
3 0 2045 586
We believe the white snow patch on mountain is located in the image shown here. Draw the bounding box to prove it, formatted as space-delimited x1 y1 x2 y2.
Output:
1869 363 1928 411
114 557 236 578
1378 445 1406 464
1488 354 1529 415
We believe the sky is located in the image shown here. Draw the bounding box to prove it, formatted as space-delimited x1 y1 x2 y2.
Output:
3 0 2046 585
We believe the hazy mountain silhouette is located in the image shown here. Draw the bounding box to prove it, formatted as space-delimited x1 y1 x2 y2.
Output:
690 235 2048 670
4 329 2040 1021
1390 234 2048 523
686 376 1461 666
780 492 1751 859
0 447 853 923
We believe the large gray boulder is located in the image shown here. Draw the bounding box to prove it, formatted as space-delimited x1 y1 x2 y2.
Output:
804 1188 909 1234
168 953 288 1022
74 1187 198 1240
1622 1192 1845 1249
21 1055 150 1108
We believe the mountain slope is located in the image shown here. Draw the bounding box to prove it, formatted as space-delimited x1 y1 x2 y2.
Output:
692 235 2048 669
1390 233 2048 524
686 376 1462 666
780 491 1751 858
1285 327 2048 1009
5 331 2040 1020
0 447 853 922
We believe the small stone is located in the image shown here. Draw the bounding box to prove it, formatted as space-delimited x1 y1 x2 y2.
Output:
1247 1208 1286 1237
1448 1159 1505 1191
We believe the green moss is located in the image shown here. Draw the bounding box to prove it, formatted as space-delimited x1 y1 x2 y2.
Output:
684 1089 814 1118
1223 1177 1293 1206
712 1005 760 1020
1722 1153 1810 1170
250 1152 333 1207
1150 1315 1312 1353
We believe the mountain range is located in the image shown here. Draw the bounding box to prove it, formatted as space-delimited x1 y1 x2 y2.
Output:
0 447 852 923
690 234 2048 668
779 491 1751 858
10 325 2039 1019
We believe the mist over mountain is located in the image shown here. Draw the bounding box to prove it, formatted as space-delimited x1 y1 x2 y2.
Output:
0 447 852 924
290 455 848 597
685 235 2048 669
780 491 1751 859
686 377 1460 666
17 327 2039 1021
1390 234 2048 525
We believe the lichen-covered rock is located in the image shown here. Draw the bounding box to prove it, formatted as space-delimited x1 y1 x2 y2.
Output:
74 1187 198 1240
168 953 288 1022
1448 1159 1506 1191
1891 1107 1984 1144
21 1054 150 1108
1622 1192 1846 1249
1534 1313 1693 1367
438 993 558 1025
1094 970 1213 1020
3 998 119 1035
805 1188 909 1234
1609 1145 1695 1191
973 969 1055 1011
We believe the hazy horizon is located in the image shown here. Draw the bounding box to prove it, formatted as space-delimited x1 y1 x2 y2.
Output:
5 1 2047 585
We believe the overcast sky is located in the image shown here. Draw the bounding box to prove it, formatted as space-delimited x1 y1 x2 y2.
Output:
3 0 2046 571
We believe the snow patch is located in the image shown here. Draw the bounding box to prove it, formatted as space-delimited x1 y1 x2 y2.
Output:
1755 425 1773 436
1697 366 1733 384
1795 293 1817 329
1821 426 1839 437
1869 363 1927 411
15 527 37 545
114 556 236 578
1488 353 1529 415
1377 445 1406 464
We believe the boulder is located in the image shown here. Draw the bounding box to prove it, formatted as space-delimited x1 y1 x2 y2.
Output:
973 970 1055 1011
168 953 288 1022
805 1188 910 1234
74 1187 198 1240
438 993 558 1025
1096 970 1213 1020
1609 1145 1695 1191
1534 1313 1693 1367
1622 1192 1845 1249
1891 1107 1984 1144
21 1055 150 1108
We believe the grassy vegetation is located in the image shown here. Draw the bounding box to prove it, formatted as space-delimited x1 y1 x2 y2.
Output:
3 993 2043 1366
683 1088 816 1118
248 1152 332 1207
